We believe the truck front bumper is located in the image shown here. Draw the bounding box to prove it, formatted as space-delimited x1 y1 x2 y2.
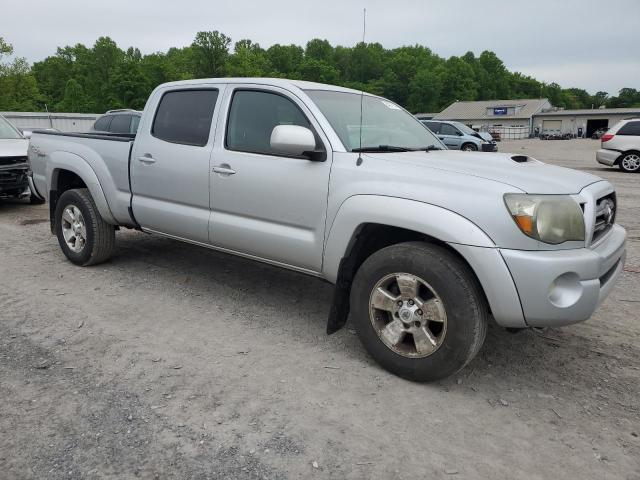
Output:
481 142 498 152
500 224 627 327
0 165 30 198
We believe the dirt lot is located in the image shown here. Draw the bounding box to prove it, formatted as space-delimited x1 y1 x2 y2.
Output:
1 138 639 479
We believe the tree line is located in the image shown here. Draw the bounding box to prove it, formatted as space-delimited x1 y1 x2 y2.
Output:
1 32 639 114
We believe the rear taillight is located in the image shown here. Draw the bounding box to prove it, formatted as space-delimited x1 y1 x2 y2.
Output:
601 134 614 142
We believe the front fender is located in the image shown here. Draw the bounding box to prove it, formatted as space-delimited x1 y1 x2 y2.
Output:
323 195 495 281
323 195 526 328
48 151 117 225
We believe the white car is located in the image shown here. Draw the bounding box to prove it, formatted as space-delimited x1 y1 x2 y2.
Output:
596 118 640 172
0 115 45 203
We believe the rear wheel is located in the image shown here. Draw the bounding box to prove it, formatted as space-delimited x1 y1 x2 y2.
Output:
54 188 115 266
619 153 640 173
461 143 478 152
350 242 488 382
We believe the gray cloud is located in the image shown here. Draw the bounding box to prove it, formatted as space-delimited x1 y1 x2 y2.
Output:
5 0 639 94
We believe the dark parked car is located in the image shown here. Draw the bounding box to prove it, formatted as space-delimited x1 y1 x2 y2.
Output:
90 109 142 135
592 128 609 139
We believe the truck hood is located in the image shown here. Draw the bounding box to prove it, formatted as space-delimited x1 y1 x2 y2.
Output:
0 138 28 158
366 150 601 194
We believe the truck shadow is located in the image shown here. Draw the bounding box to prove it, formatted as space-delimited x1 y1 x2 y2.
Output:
105 230 638 398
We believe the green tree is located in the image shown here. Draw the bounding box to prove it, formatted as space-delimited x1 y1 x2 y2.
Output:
305 39 333 62
297 58 339 84
0 37 41 110
608 88 640 108
191 31 231 77
226 40 271 77
266 44 304 77
56 78 87 112
3 33 640 115
593 91 608 108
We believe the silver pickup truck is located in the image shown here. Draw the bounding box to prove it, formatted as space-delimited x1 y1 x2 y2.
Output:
29 78 627 381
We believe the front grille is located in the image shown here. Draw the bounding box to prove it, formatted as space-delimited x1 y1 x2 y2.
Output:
592 193 616 243
0 169 28 187
0 155 28 166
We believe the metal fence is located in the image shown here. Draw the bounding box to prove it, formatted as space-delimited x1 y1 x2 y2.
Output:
479 125 529 140
0 112 99 132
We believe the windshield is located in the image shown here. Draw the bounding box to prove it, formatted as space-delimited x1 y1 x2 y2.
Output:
452 122 477 136
304 90 443 152
0 116 23 139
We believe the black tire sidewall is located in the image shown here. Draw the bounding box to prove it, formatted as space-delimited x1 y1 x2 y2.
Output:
54 190 96 266
462 143 478 151
350 243 485 381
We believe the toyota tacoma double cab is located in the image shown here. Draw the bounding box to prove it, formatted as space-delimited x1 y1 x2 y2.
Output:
28 78 627 381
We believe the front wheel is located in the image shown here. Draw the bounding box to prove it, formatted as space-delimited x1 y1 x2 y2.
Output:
619 153 640 173
54 188 115 266
461 143 478 151
350 242 488 382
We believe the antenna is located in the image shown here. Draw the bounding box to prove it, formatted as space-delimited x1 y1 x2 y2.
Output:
357 7 366 166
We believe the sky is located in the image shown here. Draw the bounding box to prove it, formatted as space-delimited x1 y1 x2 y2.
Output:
3 0 639 95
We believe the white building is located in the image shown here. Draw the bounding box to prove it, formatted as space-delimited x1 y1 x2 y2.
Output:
433 99 640 139
434 98 551 139
532 107 640 138
0 111 99 132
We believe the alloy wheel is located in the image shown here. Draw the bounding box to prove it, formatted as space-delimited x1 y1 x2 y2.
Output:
621 154 640 172
369 273 447 358
61 204 87 253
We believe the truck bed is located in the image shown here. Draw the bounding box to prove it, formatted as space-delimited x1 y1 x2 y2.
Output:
29 130 137 226
34 130 136 142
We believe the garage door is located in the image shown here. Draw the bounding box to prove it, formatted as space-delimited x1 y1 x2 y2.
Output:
542 120 562 133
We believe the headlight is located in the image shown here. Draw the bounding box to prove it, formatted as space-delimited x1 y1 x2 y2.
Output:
504 194 585 244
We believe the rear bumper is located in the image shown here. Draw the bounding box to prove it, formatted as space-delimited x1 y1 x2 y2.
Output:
596 148 620 166
500 225 627 327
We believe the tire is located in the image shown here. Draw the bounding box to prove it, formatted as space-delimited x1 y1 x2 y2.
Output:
54 188 115 266
350 242 488 382
461 143 478 152
618 152 640 173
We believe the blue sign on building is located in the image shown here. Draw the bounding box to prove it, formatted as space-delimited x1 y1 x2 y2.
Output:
493 107 508 115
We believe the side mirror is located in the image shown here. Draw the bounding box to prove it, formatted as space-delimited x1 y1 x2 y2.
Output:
270 125 318 158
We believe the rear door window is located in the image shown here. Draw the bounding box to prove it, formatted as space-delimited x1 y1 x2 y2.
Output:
152 89 219 146
110 114 132 134
423 121 440 133
617 121 640 136
93 115 112 131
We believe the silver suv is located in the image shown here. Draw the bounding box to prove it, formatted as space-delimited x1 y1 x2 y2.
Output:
596 118 640 172
90 109 142 135
421 120 497 152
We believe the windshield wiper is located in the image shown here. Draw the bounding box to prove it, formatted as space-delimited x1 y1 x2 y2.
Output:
352 145 413 153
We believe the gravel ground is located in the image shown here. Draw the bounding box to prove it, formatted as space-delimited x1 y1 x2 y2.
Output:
1 138 639 479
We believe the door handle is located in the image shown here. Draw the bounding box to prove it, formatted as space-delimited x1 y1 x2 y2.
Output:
212 164 236 176
136 154 156 164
